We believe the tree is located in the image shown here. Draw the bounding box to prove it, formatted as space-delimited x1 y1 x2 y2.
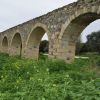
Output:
76 30 100 54
76 36 84 54
86 31 100 53
39 40 49 53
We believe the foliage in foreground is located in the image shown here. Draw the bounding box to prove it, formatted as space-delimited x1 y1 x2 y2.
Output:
0 53 100 100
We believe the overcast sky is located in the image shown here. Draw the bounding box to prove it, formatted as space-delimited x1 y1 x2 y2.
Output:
0 0 100 42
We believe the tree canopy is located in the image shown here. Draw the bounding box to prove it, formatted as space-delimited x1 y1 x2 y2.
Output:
39 40 49 53
76 31 100 54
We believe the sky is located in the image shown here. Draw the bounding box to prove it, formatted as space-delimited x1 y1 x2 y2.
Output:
0 0 100 42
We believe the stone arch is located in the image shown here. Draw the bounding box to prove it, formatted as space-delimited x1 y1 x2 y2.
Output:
59 5 100 62
25 23 50 59
10 33 22 56
60 5 100 39
2 36 8 53
26 23 50 44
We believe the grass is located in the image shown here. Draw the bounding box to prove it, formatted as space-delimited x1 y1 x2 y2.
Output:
0 53 100 100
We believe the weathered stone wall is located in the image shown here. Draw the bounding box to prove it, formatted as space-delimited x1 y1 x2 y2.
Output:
0 0 100 62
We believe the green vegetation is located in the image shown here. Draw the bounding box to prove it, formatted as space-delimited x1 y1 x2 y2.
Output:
76 30 100 55
0 53 100 100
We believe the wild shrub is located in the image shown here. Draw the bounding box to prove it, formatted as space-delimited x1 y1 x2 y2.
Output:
0 53 100 99
46 59 68 73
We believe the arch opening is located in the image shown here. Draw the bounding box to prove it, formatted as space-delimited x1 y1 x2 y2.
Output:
11 33 22 57
39 33 49 59
27 27 49 59
76 19 100 55
61 12 100 62
2 36 8 53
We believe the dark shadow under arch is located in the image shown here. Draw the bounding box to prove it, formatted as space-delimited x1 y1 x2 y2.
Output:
11 33 22 56
27 27 49 59
2 36 8 53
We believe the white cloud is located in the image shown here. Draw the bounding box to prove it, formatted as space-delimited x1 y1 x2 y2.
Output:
81 20 100 42
0 0 77 31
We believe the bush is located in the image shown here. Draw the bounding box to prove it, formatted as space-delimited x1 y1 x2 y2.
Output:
46 59 69 73
0 53 100 99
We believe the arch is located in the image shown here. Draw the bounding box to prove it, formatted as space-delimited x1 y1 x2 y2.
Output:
2 36 8 53
26 23 50 46
62 13 100 42
59 6 100 62
26 23 50 59
10 33 22 56
59 5 100 39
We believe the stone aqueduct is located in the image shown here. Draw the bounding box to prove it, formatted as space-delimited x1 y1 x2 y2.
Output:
0 0 100 62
